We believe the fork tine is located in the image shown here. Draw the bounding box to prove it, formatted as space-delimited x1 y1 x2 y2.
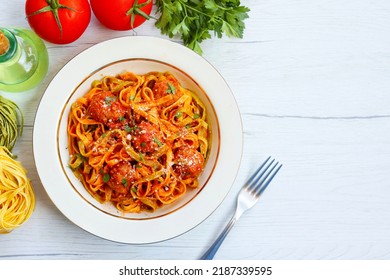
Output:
245 156 272 189
254 162 282 197
246 157 275 193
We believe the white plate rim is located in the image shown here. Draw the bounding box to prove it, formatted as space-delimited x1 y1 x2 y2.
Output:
33 36 243 244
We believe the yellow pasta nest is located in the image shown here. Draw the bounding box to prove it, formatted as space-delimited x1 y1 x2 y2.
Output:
0 147 35 233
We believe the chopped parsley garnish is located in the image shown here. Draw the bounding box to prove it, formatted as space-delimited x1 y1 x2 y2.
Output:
103 173 110 183
141 142 147 147
124 125 132 132
166 82 176 94
124 125 139 133
119 116 125 122
104 96 117 106
122 178 128 187
153 137 163 147
193 113 200 119
175 111 182 118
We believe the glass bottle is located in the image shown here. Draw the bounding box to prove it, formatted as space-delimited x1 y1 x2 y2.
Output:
0 27 49 92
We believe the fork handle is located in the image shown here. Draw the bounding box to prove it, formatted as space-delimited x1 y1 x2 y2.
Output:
200 215 238 260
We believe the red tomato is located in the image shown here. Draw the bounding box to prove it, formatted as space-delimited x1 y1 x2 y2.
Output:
25 0 91 44
90 0 153 31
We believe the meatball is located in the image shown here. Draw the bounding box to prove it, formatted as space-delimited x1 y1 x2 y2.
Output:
153 75 181 99
131 121 163 153
173 146 204 179
89 91 127 129
108 161 136 194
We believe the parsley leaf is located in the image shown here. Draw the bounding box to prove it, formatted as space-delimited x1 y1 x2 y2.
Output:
103 173 110 183
124 125 132 132
153 137 163 147
175 111 182 118
166 82 176 94
155 0 250 54
104 96 117 106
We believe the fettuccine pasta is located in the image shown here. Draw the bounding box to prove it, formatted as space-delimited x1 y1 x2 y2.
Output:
0 147 35 233
68 71 209 213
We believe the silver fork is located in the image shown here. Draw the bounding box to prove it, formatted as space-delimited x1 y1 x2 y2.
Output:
200 156 282 260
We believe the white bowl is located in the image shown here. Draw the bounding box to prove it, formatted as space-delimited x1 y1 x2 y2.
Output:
34 36 243 243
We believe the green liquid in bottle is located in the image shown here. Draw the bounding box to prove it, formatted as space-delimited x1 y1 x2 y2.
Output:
0 27 49 92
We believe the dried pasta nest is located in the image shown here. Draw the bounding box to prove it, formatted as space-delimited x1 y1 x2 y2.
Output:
0 147 35 234
0 95 23 151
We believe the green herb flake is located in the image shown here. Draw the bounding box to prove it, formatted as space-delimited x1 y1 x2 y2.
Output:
122 178 128 187
124 125 132 132
175 111 182 118
141 142 147 148
103 173 110 183
153 137 163 147
131 187 137 193
119 116 125 122
166 82 176 94
104 96 117 106
193 113 200 119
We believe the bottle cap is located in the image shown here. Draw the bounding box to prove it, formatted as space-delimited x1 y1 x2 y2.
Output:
0 30 10 55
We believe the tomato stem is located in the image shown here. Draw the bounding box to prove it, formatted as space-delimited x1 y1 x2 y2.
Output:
26 0 78 36
47 0 59 9
126 0 155 29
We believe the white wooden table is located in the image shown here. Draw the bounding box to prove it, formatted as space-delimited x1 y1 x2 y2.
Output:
1 0 390 260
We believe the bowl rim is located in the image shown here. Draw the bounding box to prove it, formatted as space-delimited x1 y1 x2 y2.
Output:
33 36 243 244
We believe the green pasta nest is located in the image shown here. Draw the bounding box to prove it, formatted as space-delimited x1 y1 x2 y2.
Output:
0 95 23 151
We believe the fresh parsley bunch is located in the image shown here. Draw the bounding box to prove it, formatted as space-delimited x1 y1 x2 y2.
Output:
155 0 250 54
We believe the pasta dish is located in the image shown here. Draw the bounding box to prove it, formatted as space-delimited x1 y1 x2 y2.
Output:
67 71 209 213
